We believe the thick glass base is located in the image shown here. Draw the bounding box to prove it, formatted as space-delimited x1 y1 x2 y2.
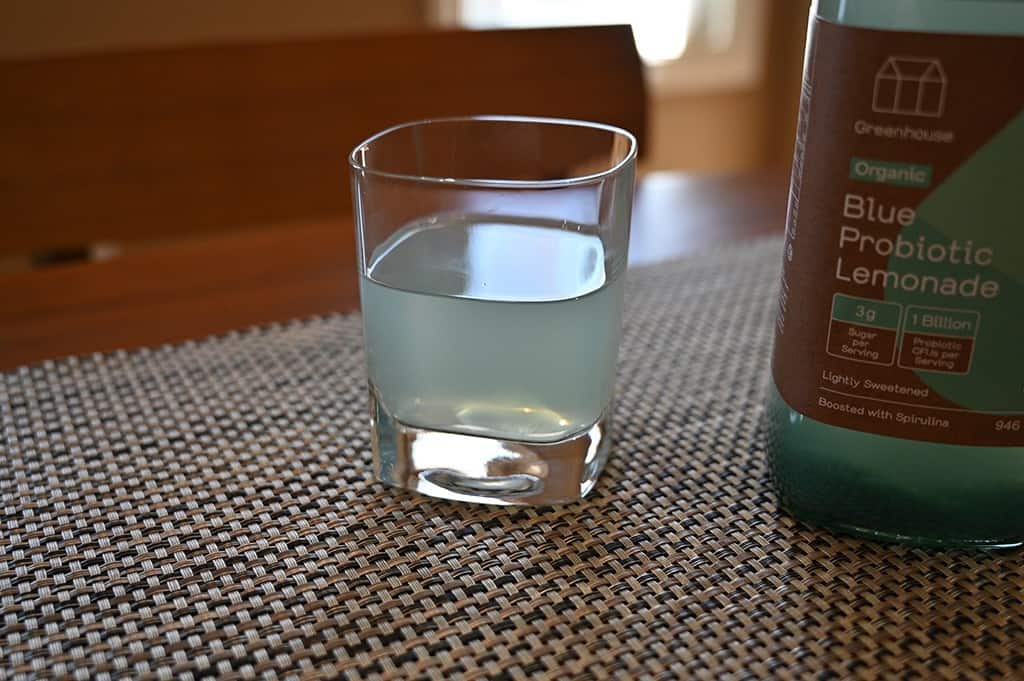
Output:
370 390 611 505
765 382 1024 549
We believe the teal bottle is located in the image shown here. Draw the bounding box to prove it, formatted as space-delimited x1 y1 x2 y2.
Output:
767 0 1024 548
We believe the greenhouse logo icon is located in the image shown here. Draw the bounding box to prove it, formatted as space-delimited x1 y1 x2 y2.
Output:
872 57 947 118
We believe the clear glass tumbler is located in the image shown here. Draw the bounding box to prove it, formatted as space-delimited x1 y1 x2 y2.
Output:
349 116 637 505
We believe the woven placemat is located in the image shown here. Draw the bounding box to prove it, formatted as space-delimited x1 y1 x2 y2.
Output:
3 237 1022 680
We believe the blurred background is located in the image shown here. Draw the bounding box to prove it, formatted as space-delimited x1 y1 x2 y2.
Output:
2 0 810 272
2 0 810 365
3 0 809 172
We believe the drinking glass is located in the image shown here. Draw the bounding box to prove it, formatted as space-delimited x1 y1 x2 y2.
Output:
349 116 637 505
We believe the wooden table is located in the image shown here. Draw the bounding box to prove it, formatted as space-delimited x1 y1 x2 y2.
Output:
0 170 788 371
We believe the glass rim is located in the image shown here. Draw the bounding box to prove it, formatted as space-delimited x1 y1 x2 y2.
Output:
348 115 638 189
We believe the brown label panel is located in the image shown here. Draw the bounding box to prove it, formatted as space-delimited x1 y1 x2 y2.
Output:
772 19 1024 446
826 321 898 366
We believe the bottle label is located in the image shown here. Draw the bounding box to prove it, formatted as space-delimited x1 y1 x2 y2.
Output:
773 18 1024 446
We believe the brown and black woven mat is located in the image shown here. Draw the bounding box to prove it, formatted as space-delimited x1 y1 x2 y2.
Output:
2 237 1022 680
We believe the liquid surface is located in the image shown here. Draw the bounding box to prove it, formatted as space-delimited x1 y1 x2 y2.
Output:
361 214 625 442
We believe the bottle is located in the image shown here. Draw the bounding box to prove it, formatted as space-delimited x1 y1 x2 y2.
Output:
767 0 1024 548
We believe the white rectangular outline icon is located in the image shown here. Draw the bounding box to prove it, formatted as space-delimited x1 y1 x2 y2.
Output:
825 293 901 366
897 305 980 375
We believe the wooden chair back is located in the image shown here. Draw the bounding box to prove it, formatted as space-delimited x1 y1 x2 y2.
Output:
0 25 646 259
